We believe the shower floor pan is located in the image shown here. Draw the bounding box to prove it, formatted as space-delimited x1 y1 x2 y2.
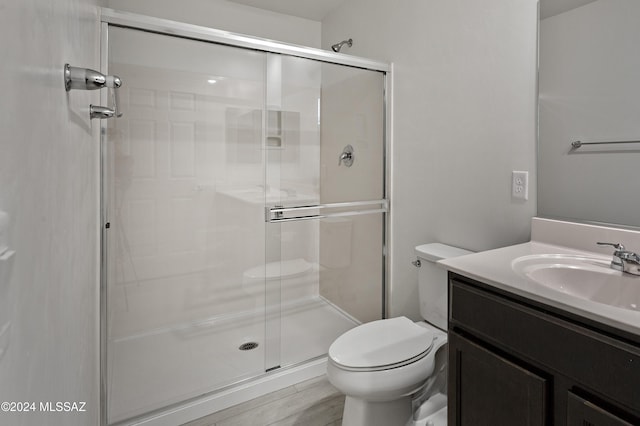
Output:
107 295 356 424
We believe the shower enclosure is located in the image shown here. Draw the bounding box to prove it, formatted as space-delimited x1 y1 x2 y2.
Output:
100 10 389 425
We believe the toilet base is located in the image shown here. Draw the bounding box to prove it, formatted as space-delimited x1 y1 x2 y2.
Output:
342 395 412 426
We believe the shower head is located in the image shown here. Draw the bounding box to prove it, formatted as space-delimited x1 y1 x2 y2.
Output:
331 38 353 53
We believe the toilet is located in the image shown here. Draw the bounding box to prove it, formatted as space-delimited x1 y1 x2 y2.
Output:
326 243 472 426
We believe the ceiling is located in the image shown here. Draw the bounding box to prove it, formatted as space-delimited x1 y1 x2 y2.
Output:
540 0 598 19
228 0 599 24
227 0 348 21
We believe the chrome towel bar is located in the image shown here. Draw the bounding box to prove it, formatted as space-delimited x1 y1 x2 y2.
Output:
571 140 640 149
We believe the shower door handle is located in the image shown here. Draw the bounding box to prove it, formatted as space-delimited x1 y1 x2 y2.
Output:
266 199 388 223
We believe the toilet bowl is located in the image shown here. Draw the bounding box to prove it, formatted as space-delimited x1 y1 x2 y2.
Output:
327 317 447 426
326 243 472 426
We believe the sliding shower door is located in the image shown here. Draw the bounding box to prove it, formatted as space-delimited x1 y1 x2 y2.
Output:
104 27 270 423
102 19 387 425
264 55 386 369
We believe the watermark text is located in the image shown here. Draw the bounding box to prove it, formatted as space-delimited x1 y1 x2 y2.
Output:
1 401 87 413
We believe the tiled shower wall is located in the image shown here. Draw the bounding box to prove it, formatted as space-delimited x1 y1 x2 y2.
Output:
106 30 324 340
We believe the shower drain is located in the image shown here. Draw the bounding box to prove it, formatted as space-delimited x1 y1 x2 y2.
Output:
238 342 259 351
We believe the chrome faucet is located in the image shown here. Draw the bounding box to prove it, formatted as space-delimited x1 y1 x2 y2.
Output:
597 242 640 276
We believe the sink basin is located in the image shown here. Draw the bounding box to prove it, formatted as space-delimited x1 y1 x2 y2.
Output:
511 254 640 312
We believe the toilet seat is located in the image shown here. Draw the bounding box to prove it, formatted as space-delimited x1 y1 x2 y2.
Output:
329 317 435 372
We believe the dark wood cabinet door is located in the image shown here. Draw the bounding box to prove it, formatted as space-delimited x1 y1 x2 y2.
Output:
449 331 549 426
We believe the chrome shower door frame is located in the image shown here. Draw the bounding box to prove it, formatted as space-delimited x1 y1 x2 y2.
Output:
99 9 392 426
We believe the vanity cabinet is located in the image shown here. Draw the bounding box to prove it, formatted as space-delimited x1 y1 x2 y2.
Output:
448 273 640 426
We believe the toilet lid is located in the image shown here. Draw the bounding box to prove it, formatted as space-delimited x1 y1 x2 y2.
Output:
329 316 434 370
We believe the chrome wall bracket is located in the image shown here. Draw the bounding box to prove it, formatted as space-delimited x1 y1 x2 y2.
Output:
64 64 123 120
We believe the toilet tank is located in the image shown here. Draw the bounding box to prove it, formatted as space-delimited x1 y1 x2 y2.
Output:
415 243 473 330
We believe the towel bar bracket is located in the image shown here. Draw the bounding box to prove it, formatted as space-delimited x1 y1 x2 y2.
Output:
64 64 123 120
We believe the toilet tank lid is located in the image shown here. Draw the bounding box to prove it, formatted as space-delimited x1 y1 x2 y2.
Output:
415 243 473 262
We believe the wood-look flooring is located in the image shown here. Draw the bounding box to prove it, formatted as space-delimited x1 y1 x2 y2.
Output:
182 376 344 426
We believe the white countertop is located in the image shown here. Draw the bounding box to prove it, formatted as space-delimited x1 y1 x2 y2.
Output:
438 218 640 337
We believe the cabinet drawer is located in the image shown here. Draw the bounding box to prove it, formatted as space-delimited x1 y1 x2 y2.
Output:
567 392 634 426
449 277 640 414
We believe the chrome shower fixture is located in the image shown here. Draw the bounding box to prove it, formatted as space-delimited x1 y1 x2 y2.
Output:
64 64 123 119
331 38 353 53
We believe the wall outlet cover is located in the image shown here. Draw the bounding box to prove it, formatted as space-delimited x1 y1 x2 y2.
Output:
512 171 529 200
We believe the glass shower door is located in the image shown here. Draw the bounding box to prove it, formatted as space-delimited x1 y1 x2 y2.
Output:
104 26 270 423
103 20 388 424
264 54 387 369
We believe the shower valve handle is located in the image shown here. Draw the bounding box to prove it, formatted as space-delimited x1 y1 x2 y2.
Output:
339 145 354 167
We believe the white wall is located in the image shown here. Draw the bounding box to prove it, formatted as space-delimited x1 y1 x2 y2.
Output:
106 0 322 48
0 0 103 425
322 0 539 319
